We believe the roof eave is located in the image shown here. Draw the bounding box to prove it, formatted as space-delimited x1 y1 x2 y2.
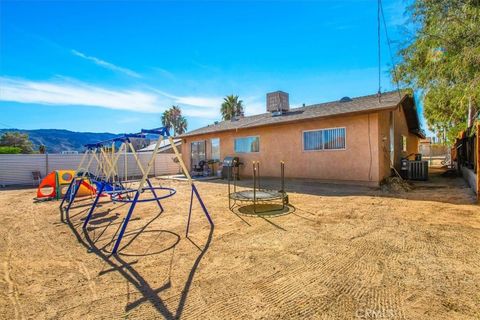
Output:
179 104 400 138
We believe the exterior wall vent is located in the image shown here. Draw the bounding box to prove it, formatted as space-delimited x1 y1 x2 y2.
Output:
267 91 289 114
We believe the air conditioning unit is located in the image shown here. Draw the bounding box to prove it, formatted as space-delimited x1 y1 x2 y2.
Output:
267 91 289 114
401 160 428 181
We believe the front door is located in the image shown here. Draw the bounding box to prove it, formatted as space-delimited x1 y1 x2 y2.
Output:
191 141 206 168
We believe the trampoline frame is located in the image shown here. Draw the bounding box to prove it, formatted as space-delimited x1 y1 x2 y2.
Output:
228 161 288 214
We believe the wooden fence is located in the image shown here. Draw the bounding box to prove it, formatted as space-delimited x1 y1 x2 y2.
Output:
455 123 479 201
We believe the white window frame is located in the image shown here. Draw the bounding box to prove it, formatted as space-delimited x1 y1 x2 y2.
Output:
302 127 347 152
234 135 260 153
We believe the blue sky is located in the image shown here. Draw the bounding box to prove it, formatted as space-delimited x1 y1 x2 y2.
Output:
0 0 423 134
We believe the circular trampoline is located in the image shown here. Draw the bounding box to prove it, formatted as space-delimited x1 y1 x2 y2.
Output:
229 189 287 202
228 161 289 214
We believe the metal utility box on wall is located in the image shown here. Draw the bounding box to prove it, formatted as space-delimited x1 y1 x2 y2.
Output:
267 91 289 113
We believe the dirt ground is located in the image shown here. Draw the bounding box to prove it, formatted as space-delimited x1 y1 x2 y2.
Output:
0 168 479 319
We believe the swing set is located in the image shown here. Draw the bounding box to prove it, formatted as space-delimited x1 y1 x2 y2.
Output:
61 127 213 254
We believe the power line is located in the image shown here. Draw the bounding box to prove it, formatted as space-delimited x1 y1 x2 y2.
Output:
379 0 402 99
0 121 16 129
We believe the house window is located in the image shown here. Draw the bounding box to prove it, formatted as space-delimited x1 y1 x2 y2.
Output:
303 127 346 151
211 138 220 161
190 140 206 167
234 136 259 153
401 135 407 152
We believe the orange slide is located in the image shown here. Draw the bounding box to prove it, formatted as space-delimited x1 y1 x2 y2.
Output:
36 170 96 200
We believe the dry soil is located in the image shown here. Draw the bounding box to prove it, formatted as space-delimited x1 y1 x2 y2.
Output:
0 169 479 319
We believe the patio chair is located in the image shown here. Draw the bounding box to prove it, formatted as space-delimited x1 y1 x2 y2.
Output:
192 160 207 177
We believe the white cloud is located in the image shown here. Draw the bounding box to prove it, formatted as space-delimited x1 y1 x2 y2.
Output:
147 87 223 109
0 77 163 113
240 95 266 116
0 77 226 118
71 50 142 78
244 101 265 116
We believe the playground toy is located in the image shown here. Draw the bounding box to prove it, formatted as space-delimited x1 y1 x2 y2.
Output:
36 170 95 200
61 127 213 254
228 161 289 214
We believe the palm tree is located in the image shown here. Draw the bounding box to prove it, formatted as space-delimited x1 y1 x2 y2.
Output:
161 105 188 136
176 116 187 135
221 95 244 120
161 109 172 131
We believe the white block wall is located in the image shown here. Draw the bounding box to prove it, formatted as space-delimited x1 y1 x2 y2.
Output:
0 153 181 186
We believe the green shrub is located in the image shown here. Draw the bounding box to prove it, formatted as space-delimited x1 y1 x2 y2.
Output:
0 146 22 154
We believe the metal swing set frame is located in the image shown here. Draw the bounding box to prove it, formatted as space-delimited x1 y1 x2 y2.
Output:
61 127 213 254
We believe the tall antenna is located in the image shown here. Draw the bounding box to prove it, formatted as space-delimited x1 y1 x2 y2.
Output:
377 0 381 102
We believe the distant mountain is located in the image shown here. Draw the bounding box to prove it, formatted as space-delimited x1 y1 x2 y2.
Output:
0 129 119 153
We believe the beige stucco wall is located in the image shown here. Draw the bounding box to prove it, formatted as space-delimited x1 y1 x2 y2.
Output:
377 110 392 180
182 112 387 185
376 106 420 180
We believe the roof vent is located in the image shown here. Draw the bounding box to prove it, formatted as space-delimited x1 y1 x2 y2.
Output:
271 110 285 117
339 96 353 102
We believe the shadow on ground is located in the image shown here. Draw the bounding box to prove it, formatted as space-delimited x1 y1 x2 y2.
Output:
176 167 476 206
63 201 214 319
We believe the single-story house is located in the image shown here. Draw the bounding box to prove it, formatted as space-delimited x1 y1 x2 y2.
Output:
178 90 425 186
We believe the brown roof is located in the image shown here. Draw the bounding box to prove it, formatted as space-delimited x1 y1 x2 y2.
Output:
179 90 408 138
